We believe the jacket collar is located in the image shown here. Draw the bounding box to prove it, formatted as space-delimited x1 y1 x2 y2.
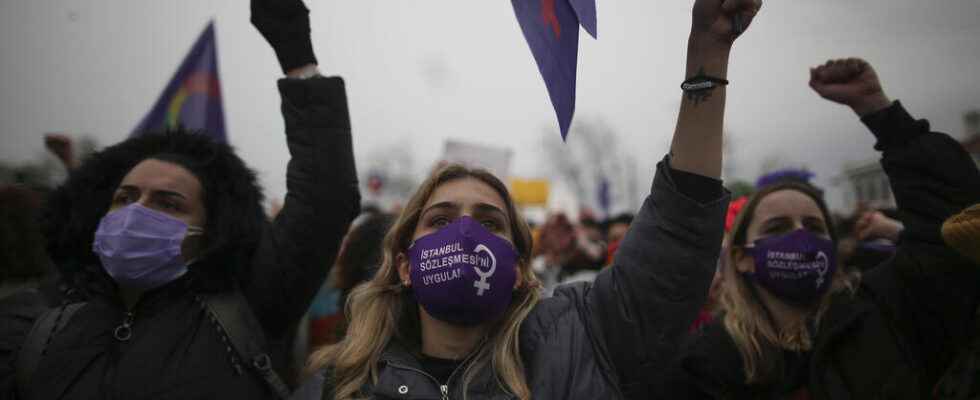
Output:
374 339 513 399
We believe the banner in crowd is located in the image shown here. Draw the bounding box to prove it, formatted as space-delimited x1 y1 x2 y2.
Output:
441 139 513 180
510 178 551 206
511 0 596 141
131 21 227 142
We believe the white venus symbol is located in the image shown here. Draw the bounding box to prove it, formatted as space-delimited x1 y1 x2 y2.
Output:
473 244 497 296
815 251 829 288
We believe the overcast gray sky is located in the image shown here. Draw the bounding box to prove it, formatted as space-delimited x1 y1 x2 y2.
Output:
2 0 978 213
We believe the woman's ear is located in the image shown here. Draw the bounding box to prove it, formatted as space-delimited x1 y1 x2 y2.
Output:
732 247 756 274
396 253 411 287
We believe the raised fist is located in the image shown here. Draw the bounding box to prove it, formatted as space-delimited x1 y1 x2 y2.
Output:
854 210 903 242
691 0 763 48
44 133 76 170
250 0 317 74
809 58 891 116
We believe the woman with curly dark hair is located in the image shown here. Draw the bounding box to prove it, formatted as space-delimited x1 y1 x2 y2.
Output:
7 2 361 398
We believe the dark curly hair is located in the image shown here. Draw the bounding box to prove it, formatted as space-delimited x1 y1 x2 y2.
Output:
42 129 266 294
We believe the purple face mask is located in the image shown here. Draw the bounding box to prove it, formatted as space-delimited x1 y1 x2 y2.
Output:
408 216 518 326
743 229 837 306
93 203 203 290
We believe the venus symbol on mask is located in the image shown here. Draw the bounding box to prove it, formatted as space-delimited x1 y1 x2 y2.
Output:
473 244 497 296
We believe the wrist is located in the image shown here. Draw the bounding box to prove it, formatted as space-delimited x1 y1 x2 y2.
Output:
850 93 891 117
686 35 731 78
286 64 320 79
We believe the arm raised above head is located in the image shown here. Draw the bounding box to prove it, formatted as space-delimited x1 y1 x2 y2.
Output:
242 0 361 336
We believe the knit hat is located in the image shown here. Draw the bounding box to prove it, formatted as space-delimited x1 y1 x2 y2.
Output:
941 203 980 264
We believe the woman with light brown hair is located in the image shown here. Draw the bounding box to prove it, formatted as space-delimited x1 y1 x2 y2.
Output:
286 0 765 397
662 58 980 399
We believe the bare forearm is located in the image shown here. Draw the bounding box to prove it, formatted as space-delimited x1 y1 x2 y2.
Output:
669 37 731 179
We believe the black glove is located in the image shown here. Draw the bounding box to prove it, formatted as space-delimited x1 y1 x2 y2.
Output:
251 0 318 74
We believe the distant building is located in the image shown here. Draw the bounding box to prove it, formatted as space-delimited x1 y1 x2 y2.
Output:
842 131 980 211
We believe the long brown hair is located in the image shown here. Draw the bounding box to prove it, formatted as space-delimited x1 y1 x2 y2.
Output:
719 182 859 384
307 164 540 399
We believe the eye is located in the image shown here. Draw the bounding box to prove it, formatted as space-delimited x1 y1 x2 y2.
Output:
113 192 134 205
481 219 500 231
430 215 451 228
804 218 828 235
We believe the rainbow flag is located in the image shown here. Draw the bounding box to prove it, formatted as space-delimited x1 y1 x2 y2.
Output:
132 21 227 142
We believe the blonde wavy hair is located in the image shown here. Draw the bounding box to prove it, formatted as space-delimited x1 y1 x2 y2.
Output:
719 182 859 384
307 164 541 399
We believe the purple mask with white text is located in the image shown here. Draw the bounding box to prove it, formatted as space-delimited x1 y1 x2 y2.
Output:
743 229 837 306
408 216 518 326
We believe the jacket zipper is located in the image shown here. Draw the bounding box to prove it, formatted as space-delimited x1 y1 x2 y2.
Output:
105 307 138 399
113 311 135 341
386 360 467 400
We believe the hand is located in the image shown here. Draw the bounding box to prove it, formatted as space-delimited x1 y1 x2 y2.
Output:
44 133 76 170
809 58 891 117
854 211 904 242
691 0 763 52
251 0 318 74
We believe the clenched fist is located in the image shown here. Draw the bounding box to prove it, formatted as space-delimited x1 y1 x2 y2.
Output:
809 58 891 117
691 0 762 50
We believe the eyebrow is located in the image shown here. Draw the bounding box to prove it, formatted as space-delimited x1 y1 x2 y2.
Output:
760 216 792 227
421 201 459 217
420 201 509 222
115 185 187 200
473 203 509 222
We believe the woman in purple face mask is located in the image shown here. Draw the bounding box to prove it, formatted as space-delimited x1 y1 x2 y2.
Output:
289 0 765 398
8 3 361 398
661 59 980 399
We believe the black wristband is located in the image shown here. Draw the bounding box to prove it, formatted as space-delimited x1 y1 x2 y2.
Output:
681 75 729 92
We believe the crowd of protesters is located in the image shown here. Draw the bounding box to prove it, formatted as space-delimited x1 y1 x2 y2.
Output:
1 0 979 399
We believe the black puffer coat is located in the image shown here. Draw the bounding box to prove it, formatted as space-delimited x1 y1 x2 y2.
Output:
663 102 980 399
7 76 360 400
292 159 731 400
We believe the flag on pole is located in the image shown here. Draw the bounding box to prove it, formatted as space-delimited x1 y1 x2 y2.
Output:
511 0 596 141
131 21 227 142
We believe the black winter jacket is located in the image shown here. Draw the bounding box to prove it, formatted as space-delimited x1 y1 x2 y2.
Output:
664 102 980 399
292 158 731 400
7 77 360 400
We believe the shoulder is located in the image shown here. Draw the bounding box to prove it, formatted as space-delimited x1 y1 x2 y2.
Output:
519 282 596 355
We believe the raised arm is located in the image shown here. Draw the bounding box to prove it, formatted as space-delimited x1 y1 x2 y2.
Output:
584 1 759 397
670 0 761 178
242 0 361 336
811 58 980 383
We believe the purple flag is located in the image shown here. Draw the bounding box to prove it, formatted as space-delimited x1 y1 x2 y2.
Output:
512 0 596 140
132 21 227 142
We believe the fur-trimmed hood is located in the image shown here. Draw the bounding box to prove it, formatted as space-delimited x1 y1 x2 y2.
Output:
42 130 266 295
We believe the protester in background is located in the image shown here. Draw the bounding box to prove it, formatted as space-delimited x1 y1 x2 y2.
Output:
662 58 980 399
292 0 759 397
307 211 394 349
531 212 607 294
838 208 903 272
602 213 634 265
0 185 59 394
8 0 361 397
0 186 55 300
933 204 980 399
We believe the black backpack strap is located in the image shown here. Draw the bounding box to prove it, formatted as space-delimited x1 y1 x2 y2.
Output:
16 302 86 397
202 291 292 399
